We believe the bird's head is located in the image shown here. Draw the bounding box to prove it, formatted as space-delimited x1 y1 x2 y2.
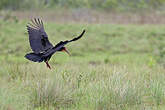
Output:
60 47 71 56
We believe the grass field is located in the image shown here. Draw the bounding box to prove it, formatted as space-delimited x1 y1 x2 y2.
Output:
0 19 165 110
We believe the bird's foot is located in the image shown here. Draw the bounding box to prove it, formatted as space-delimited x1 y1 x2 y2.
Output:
45 61 51 69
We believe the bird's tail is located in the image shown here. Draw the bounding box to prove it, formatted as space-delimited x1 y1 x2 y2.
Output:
25 53 43 62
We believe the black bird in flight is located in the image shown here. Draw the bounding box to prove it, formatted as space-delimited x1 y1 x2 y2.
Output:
25 18 85 69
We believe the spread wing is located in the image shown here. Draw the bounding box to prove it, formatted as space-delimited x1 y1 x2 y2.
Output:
54 29 85 50
42 30 85 57
67 29 86 42
27 18 53 54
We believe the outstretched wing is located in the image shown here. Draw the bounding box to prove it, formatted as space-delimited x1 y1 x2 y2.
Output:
42 30 85 57
68 29 86 42
27 18 53 54
54 29 85 50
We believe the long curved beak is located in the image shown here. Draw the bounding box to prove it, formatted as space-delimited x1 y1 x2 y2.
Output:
63 48 71 56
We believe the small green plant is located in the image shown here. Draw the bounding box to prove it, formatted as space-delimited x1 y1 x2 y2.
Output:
148 56 156 67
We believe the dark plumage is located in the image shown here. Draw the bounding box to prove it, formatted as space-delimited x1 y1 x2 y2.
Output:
25 18 85 69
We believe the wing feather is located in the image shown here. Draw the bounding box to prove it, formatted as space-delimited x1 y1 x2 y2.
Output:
27 18 53 54
42 30 85 57
68 30 85 42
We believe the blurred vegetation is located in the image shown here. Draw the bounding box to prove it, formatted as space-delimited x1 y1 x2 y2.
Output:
0 0 165 11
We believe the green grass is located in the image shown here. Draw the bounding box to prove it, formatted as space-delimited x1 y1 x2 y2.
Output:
0 19 165 110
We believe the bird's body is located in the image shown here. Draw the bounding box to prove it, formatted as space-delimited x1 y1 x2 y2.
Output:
25 18 85 69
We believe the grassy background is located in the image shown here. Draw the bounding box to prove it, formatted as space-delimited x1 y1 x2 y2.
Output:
0 18 165 110
1 1 165 110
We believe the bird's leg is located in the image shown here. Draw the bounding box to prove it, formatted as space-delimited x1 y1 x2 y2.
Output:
45 61 51 69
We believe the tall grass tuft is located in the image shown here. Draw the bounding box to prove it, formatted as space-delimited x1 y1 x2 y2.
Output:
85 70 143 110
28 72 75 109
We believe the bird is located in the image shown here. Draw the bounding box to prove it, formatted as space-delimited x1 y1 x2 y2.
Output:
25 18 85 69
